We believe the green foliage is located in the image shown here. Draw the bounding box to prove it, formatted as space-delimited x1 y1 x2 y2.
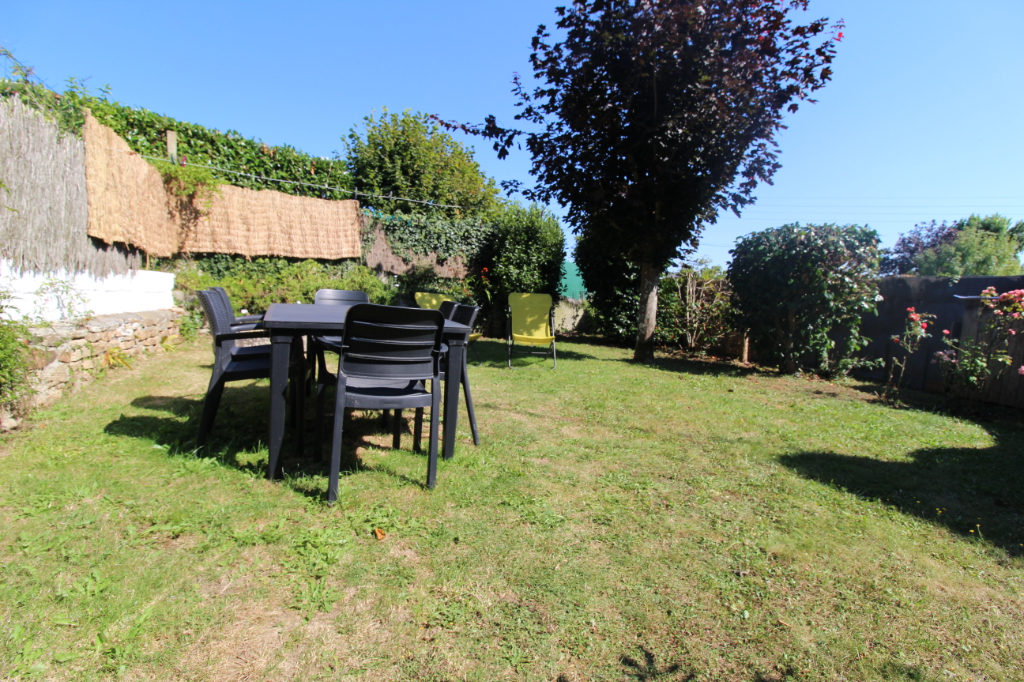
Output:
0 285 30 408
0 47 88 138
728 223 881 375
657 261 734 354
464 1 841 360
149 159 221 209
369 210 493 262
394 266 479 306
171 257 395 319
574 234 639 344
576 242 734 352
882 213 1024 276
914 226 1023 278
81 95 354 198
470 203 564 333
346 109 497 218
881 308 937 406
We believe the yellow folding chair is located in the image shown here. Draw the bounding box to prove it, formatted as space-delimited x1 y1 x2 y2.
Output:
414 292 454 311
506 293 556 369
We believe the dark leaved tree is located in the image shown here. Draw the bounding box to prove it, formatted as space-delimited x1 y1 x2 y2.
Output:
437 0 841 360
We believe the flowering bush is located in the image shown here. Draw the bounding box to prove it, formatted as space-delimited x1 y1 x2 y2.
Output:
880 307 936 404
933 287 1024 401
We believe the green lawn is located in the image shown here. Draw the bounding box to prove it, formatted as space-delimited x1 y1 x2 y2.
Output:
1 338 1022 681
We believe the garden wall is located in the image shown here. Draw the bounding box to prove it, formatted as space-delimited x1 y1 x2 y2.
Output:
859 275 1024 408
1 260 175 321
0 307 185 431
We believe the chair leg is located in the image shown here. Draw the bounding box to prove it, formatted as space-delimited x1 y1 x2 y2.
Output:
551 340 557 370
507 339 513 369
462 353 480 446
315 378 328 462
414 408 423 452
427 383 441 489
327 389 347 504
381 409 391 428
196 375 225 448
392 409 403 450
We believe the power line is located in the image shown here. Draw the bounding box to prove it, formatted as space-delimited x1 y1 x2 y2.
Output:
116 148 465 210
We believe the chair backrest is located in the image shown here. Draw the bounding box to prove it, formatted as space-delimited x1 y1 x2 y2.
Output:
315 289 370 305
508 293 553 339
451 303 480 329
415 292 454 310
340 304 444 382
438 300 458 319
197 289 239 351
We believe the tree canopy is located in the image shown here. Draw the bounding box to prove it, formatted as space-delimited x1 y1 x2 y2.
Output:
881 214 1024 276
440 0 842 360
345 109 498 219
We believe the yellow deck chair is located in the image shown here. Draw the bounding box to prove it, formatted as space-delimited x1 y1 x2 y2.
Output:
506 293 556 369
414 292 455 311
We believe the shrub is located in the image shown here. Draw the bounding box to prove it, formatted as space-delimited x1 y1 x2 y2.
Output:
0 285 30 408
169 257 396 329
473 203 565 328
728 223 881 375
573 233 639 344
657 261 733 354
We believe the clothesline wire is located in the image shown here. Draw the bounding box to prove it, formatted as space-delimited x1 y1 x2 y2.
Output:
115 148 465 210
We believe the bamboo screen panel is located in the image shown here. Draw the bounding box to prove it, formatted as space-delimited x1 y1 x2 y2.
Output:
83 113 361 259
0 97 139 275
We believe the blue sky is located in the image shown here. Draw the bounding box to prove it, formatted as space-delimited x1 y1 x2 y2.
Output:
3 1 1023 267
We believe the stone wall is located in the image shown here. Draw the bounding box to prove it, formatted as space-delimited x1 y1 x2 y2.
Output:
1 308 186 430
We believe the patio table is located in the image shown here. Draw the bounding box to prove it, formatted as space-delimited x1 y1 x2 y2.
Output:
261 303 470 480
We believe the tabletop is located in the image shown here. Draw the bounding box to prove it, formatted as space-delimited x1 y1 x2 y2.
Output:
263 303 470 337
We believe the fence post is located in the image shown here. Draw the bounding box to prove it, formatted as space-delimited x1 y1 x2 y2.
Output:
165 130 177 164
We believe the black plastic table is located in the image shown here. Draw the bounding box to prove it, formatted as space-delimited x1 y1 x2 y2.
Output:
261 303 470 481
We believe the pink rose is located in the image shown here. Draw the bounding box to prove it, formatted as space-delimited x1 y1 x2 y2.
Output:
921 323 928 329
1010 329 1017 336
1019 366 1024 376
942 329 950 335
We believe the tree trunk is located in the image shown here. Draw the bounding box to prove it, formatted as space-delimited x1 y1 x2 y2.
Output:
633 260 660 362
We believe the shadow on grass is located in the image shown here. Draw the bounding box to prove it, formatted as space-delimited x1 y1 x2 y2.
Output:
779 420 1024 557
104 385 436 501
617 647 694 681
469 338 598 369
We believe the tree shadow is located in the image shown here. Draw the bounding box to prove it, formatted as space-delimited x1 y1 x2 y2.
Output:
779 420 1024 556
104 385 436 501
618 646 694 681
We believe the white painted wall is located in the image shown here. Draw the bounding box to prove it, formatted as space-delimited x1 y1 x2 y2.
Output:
0 260 175 321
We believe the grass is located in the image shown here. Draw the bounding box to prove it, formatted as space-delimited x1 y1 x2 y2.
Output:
0 338 1022 681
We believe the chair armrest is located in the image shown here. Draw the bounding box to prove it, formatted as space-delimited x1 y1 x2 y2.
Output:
215 330 268 342
233 314 264 324
228 322 265 333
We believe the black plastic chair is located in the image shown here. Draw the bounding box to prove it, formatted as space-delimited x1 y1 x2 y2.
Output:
211 287 264 327
444 304 481 446
315 304 445 500
195 289 272 447
308 289 371 387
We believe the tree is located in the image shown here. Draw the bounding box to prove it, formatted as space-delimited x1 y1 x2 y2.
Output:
881 213 1024 276
345 109 498 219
914 226 1023 278
728 223 880 375
439 0 841 361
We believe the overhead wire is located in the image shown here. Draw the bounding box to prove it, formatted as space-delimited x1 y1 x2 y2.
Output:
113 147 465 210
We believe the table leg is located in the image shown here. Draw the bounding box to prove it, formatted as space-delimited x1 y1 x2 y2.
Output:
267 333 293 480
443 340 466 460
